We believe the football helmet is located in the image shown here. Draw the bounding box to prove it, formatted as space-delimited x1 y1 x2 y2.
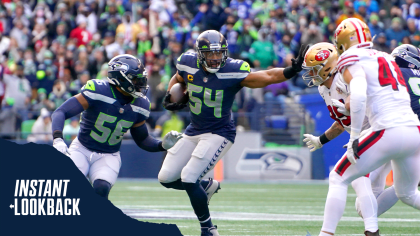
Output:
107 54 149 98
391 44 420 70
302 43 338 87
334 18 372 54
195 30 228 73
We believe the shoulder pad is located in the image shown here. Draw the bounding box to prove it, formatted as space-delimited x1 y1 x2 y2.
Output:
131 96 150 118
337 52 360 73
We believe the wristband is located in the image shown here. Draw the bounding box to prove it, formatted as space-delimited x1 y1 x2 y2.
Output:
319 133 330 145
158 141 165 151
283 67 298 79
53 131 63 140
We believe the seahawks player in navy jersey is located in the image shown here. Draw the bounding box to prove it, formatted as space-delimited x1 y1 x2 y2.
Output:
158 30 308 236
391 44 420 120
51 54 182 199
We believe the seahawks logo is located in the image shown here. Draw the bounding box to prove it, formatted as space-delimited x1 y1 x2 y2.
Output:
109 62 129 72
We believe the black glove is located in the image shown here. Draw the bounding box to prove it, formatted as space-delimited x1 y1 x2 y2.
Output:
162 91 188 111
283 44 310 79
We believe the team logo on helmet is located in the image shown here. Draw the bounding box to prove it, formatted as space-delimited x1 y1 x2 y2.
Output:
109 62 129 72
315 50 330 61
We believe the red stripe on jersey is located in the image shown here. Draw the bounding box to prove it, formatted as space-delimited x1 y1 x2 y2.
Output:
355 20 367 42
349 20 361 43
337 55 358 65
338 59 359 72
365 173 370 178
418 126 420 134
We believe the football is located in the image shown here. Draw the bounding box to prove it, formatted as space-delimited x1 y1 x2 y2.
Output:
169 83 188 103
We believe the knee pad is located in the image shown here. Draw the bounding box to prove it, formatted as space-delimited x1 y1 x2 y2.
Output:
397 193 419 207
93 179 112 199
329 171 347 189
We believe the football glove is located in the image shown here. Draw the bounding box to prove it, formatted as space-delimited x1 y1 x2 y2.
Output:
335 76 349 96
331 99 350 116
162 91 188 111
303 134 323 152
162 131 183 150
283 44 310 79
53 138 70 157
346 138 360 164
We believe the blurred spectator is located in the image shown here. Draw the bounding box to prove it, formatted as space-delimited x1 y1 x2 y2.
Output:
116 12 141 44
355 0 379 16
249 28 277 69
105 33 125 59
301 21 324 47
407 3 420 30
229 0 252 20
202 0 228 31
385 17 410 46
76 4 97 35
99 3 121 36
70 70 90 95
0 31 11 56
63 116 80 141
3 61 31 121
0 97 18 139
48 80 71 110
407 18 420 47
31 88 55 113
27 108 52 142
336 1 365 26
36 50 58 94
373 33 390 53
368 14 383 40
70 18 92 47
10 19 29 50
153 111 184 138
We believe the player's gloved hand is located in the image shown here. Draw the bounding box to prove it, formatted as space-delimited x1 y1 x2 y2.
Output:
162 91 188 111
162 131 183 150
283 44 310 79
345 138 360 164
303 134 323 152
53 138 70 157
335 76 349 96
331 99 350 116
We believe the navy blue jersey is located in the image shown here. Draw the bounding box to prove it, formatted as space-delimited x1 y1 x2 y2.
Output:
176 52 250 143
78 79 150 153
401 68 420 120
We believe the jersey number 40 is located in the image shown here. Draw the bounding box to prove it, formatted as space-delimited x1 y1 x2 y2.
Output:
378 57 406 90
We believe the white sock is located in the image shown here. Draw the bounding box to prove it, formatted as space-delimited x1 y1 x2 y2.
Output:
377 186 399 216
320 174 348 234
351 177 378 232
319 232 333 236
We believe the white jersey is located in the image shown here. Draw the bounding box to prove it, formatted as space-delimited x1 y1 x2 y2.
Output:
337 43 420 131
318 73 370 134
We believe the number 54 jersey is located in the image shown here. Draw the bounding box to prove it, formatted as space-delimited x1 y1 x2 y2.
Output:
176 52 251 143
337 45 420 131
78 79 150 153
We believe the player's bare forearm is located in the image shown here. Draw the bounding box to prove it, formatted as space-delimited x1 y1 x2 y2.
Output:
167 72 185 91
325 121 345 140
241 68 287 88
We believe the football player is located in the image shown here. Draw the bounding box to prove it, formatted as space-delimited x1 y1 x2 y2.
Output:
51 54 182 199
391 44 420 120
302 43 398 234
318 18 420 236
158 30 309 236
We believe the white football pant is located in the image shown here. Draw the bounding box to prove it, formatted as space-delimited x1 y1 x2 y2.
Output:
68 137 121 186
321 126 420 234
158 133 232 184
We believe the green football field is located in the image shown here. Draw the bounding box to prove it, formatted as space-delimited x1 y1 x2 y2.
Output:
109 180 420 236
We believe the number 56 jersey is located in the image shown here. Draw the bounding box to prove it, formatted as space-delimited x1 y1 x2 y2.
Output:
337 45 420 131
78 79 150 153
176 52 251 143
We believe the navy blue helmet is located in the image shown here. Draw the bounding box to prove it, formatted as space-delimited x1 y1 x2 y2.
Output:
195 30 228 73
391 44 420 70
107 54 149 98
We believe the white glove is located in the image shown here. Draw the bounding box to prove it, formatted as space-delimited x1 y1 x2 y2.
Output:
303 134 323 152
162 131 183 150
346 138 360 165
331 99 350 116
53 138 70 157
335 76 349 96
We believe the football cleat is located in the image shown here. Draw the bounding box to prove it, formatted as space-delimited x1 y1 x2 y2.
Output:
204 178 221 205
365 230 380 236
201 225 219 236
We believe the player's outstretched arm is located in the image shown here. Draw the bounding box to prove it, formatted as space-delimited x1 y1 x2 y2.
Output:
240 45 309 88
343 65 368 164
130 121 183 152
51 94 88 155
162 72 188 111
303 122 345 152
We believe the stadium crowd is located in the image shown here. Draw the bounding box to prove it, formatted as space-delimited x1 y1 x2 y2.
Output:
0 0 416 140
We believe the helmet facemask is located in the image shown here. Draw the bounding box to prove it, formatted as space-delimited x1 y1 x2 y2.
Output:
197 48 228 73
302 60 335 87
117 71 149 98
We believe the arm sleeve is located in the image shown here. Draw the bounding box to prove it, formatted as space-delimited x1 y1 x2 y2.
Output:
51 96 84 134
130 123 165 152
348 64 367 139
